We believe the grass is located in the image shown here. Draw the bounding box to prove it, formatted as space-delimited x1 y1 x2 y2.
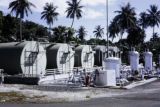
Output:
0 91 69 103
0 92 26 103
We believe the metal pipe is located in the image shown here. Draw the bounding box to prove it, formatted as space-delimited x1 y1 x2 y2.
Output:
106 0 109 57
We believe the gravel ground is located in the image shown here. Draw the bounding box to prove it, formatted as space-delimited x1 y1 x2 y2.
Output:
0 79 158 103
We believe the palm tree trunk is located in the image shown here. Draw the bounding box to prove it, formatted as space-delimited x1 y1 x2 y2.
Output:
20 18 22 41
112 37 114 42
49 25 51 32
120 34 123 40
96 37 97 45
71 18 75 28
153 26 155 37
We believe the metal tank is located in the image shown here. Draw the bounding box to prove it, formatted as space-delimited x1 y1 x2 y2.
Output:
144 50 153 71
0 41 47 76
103 57 121 78
129 48 139 71
94 45 107 66
74 45 94 69
46 43 74 73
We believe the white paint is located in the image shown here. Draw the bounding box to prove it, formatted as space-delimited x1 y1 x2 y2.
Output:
95 70 116 87
103 57 121 78
75 45 94 69
21 41 47 76
129 51 139 71
144 51 153 71
47 44 75 73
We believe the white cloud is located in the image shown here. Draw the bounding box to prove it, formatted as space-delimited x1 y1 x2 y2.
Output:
0 0 115 19
30 0 67 17
0 0 67 16
82 0 116 6
0 0 10 7
83 8 104 19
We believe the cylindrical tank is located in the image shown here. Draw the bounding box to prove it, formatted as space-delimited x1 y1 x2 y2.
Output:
46 43 74 73
129 50 139 71
144 51 153 71
0 41 47 76
74 45 94 69
94 45 106 66
103 57 121 78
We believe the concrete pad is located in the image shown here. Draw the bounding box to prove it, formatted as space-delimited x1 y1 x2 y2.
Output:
124 78 158 89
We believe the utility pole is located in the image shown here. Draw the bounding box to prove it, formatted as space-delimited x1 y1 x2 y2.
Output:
106 0 109 57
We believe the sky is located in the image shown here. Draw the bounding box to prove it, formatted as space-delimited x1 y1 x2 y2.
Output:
0 0 160 42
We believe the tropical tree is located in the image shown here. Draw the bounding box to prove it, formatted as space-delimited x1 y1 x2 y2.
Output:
150 32 159 42
77 26 87 43
146 5 160 36
2 14 18 41
127 26 146 47
52 26 68 42
114 3 137 38
0 11 3 36
66 0 83 28
93 25 104 39
41 3 59 32
109 20 121 42
139 12 148 30
66 27 75 42
8 0 36 41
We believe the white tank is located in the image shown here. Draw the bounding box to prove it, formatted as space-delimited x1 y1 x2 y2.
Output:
129 50 139 71
46 43 74 73
74 45 94 69
144 51 153 71
0 41 47 76
103 57 121 78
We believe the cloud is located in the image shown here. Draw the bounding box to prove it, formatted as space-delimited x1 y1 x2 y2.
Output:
83 8 104 19
82 0 116 6
0 0 115 19
0 0 9 7
0 0 67 16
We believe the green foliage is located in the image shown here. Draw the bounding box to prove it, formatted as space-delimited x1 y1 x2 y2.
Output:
93 25 104 40
0 11 3 36
114 3 137 33
109 20 121 41
51 26 76 43
0 13 49 42
2 14 18 42
41 3 59 29
66 0 83 28
8 0 36 41
77 26 87 44
8 0 35 19
127 26 146 47
87 38 111 46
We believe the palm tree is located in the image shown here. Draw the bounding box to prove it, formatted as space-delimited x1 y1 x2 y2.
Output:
41 3 59 32
0 11 3 36
66 0 83 28
8 0 35 41
52 26 68 43
127 26 146 47
77 26 87 43
93 25 104 40
109 20 121 42
146 5 160 36
114 3 137 38
66 27 75 42
139 12 148 30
